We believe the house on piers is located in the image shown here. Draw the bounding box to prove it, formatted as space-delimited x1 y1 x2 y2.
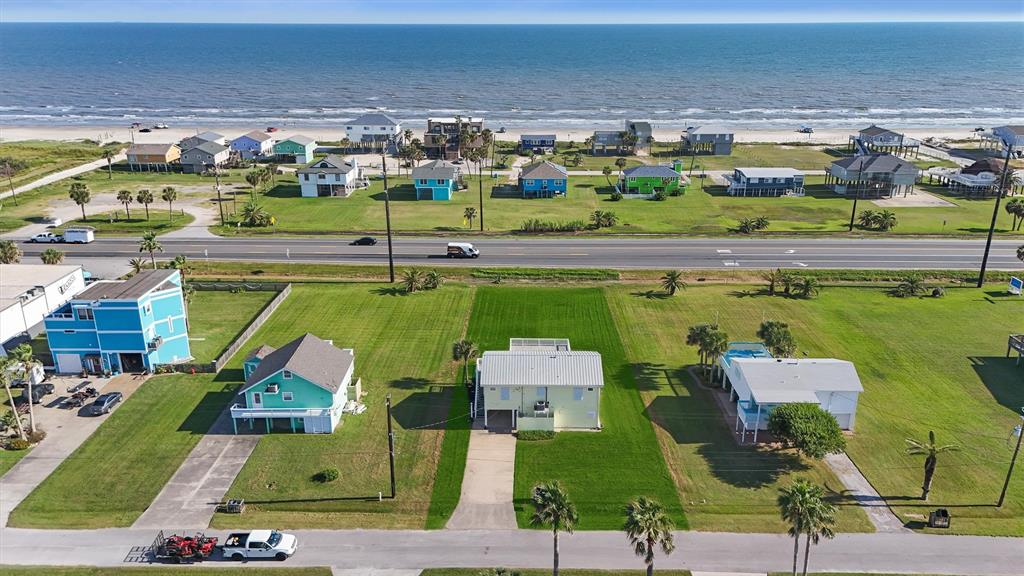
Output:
824 153 919 198
715 343 863 443
849 125 920 158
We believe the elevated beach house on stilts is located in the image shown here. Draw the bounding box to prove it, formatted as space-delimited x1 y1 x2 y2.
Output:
231 333 361 434
518 160 568 198
825 153 918 198
725 167 805 197
625 120 653 152
178 131 227 151
180 141 230 174
423 116 484 160
126 143 180 172
273 135 317 163
230 130 275 160
519 134 557 154
850 125 920 158
715 343 863 443
590 130 627 156
981 125 1024 152
297 155 365 197
412 159 463 200
345 113 403 152
681 126 734 155
475 339 603 433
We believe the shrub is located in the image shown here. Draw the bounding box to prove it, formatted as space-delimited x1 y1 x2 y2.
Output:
610 191 623 201
314 467 340 483
669 188 682 197
518 219 586 233
517 430 555 441
767 403 846 459
27 429 46 444
5 438 31 451
652 190 666 201
932 286 946 298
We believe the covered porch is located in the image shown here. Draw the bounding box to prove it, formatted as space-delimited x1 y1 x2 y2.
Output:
229 404 335 434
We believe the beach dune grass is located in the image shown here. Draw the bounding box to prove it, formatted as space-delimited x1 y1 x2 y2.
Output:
0 139 124 189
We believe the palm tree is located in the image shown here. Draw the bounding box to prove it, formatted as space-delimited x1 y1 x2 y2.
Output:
857 209 878 229
800 498 837 576
464 206 477 229
602 166 614 188
403 128 414 147
128 257 146 273
171 255 192 326
876 210 897 231
660 270 686 296
0 356 26 441
758 320 797 357
894 276 925 298
69 182 91 221
103 149 114 179
600 211 618 228
160 186 177 221
245 169 261 198
401 268 423 293
615 157 628 183
699 328 729 380
0 239 22 264
623 496 676 576
136 189 154 220
1005 198 1022 231
11 343 39 434
906 430 960 501
240 200 272 227
139 231 163 269
434 134 448 159
794 276 820 299
424 269 445 290
39 248 64 265
1018 244 1024 264
686 323 718 368
762 268 784 296
777 479 818 576
116 189 133 219
452 339 478 385
530 481 578 576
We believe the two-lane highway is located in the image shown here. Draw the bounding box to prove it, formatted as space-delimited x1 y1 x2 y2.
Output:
19 236 1024 270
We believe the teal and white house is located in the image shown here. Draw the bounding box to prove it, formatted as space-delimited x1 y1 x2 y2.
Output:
43 269 190 374
475 338 603 432
231 333 361 434
412 160 463 200
715 343 863 443
273 135 317 163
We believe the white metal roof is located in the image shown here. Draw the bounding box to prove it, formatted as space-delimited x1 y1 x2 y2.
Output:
479 351 603 388
0 264 83 307
731 357 863 404
734 167 803 178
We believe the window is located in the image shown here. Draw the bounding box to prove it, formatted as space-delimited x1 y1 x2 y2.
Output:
418 179 428 185
303 174 309 181
500 387 510 401
64 329 76 334
76 307 94 320
282 370 293 379
436 179 446 185
525 180 534 186
363 126 369 130
167 317 174 333
143 303 152 315
536 387 547 398
573 388 584 401
554 180 564 186
283 392 294 401
346 126 353 130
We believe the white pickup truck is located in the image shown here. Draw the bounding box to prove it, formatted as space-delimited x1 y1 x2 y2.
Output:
221 530 298 561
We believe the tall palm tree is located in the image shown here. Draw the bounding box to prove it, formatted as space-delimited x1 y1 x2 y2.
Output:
11 343 39 434
602 166 614 188
530 481 578 576
0 239 22 264
116 189 133 219
452 339 478 385
778 479 819 576
128 257 146 273
245 169 261 198
464 206 477 229
434 134 448 159
136 189 154 220
171 254 192 325
623 496 676 576
1004 198 1022 231
40 248 64 265
686 323 717 367
0 356 26 441
906 430 960 501
660 270 686 295
69 182 91 221
402 128 414 146
138 231 163 269
615 157 628 184
160 186 177 221
103 149 114 179
699 328 729 380
800 498 837 576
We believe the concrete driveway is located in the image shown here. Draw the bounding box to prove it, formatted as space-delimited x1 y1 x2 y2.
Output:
446 428 517 530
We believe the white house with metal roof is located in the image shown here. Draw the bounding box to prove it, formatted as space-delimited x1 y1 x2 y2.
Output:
297 155 365 197
345 113 403 150
0 264 86 355
475 338 603 432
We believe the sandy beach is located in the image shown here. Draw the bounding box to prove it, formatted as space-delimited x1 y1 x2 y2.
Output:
0 123 983 146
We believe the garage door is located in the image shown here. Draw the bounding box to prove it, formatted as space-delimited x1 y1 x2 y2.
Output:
55 353 82 374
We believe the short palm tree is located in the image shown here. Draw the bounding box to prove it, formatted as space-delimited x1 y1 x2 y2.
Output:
161 186 177 221
10 343 39 434
40 248 64 265
69 182 91 221
876 210 897 231
464 206 477 229
452 339 478 385
794 276 820 299
245 170 262 198
424 269 444 290
857 209 878 229
401 268 423 293
894 276 925 298
623 496 676 576
240 200 272 227
660 270 686 296
0 239 22 264
530 481 578 576
138 231 163 269
762 268 784 296
116 189 133 218
906 430 960 501
136 189 154 220
0 356 26 441
128 257 146 273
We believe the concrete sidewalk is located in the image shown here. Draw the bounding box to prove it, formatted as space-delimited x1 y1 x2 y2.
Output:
825 452 908 533
0 151 127 201
446 429 517 530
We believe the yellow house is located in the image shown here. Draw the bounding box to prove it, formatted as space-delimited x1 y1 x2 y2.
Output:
475 338 603 432
126 143 181 171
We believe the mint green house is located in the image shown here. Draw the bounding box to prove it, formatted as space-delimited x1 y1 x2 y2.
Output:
230 333 361 434
273 135 317 163
620 161 688 196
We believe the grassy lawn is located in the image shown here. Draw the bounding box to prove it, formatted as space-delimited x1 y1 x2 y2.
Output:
55 210 195 235
466 287 685 530
186 289 279 363
212 282 474 529
0 446 30 477
606 284 1023 536
0 568 332 576
425 373 472 528
651 143 843 171
423 571 691 576
0 140 124 189
8 373 233 528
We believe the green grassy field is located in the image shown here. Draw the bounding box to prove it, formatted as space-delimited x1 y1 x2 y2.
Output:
422 570 692 576
213 283 474 529
425 373 472 529
0 140 124 189
0 568 332 576
466 287 686 530
55 210 195 236
606 284 1023 536
8 373 232 528
0 445 30 477
186 289 279 363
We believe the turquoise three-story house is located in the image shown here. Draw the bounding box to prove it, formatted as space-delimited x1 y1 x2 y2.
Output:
44 269 191 374
232 333 361 434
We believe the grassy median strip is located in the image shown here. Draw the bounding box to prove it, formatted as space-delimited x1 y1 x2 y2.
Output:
0 568 333 576
466 286 686 530
422 570 692 576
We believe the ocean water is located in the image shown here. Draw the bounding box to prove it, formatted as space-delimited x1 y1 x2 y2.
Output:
0 22 1022 129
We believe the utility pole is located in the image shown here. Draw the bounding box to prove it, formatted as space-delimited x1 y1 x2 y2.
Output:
978 140 1014 288
997 407 1024 508
386 393 396 499
381 140 396 283
214 167 225 225
848 191 860 232
477 154 484 232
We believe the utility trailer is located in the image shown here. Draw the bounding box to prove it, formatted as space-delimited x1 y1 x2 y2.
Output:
151 530 218 563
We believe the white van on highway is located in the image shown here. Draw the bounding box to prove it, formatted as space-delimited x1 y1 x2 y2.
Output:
63 226 96 244
447 242 479 258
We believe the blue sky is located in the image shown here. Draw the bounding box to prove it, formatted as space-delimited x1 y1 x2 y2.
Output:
2 0 1022 24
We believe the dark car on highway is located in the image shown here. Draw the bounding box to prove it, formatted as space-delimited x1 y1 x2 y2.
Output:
350 237 377 246
88 392 123 415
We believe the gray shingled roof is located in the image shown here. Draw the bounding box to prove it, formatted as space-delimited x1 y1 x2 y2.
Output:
962 157 1006 175
480 350 604 388
244 333 354 394
246 344 276 362
238 130 273 143
623 165 680 178
75 269 177 301
832 153 917 174
196 131 224 142
520 161 568 180
281 135 315 146
189 141 228 155
687 125 732 135
297 155 357 175
349 113 399 126
412 160 458 180
998 125 1024 136
859 124 896 137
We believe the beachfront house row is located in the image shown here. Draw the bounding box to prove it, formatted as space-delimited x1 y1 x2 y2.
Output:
231 333 361 434
230 130 275 160
345 113 403 151
620 162 688 195
178 131 227 151
126 143 180 171
726 167 805 197
475 339 603 432
424 117 485 160
625 120 653 152
179 141 231 174
297 155 365 198
715 343 863 443
850 125 920 158
44 269 190 375
412 160 463 200
518 161 568 198
681 126 734 155
825 153 918 197
273 135 317 163
519 134 556 154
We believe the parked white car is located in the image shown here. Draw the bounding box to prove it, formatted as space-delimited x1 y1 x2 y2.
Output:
44 217 63 227
29 232 63 243
222 530 297 561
